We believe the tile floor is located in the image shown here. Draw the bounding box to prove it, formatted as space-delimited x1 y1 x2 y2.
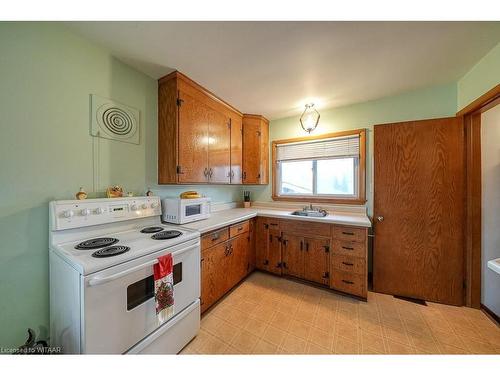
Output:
181 271 500 354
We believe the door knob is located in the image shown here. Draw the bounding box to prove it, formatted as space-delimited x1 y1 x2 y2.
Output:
377 216 384 222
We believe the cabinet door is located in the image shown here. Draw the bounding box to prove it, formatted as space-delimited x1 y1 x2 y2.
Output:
259 119 269 184
230 115 243 184
208 111 231 184
304 238 330 285
247 218 256 272
201 242 229 313
178 90 209 183
242 119 261 184
229 234 250 287
282 233 304 279
255 217 269 271
268 228 282 275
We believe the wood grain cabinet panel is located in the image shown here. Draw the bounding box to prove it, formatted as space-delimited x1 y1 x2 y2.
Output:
201 227 229 249
332 239 366 258
255 217 270 271
332 225 367 243
177 89 210 183
282 233 305 278
208 111 231 184
229 220 249 237
304 238 330 285
201 242 229 313
331 254 366 275
230 114 243 184
331 269 366 298
268 228 283 275
242 114 269 185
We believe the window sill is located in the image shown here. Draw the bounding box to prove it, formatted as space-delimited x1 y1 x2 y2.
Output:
272 194 367 205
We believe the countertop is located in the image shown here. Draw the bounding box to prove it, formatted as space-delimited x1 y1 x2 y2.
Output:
177 207 371 234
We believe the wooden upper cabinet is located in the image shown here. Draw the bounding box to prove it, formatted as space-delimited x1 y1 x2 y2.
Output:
230 114 243 184
158 71 246 184
242 114 269 185
177 89 209 183
208 111 231 184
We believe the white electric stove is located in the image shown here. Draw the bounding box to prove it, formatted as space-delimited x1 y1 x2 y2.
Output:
49 196 201 354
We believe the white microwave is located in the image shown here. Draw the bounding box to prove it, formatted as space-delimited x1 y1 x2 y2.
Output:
162 197 211 224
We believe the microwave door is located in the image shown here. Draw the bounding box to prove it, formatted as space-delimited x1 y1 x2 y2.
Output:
185 204 202 217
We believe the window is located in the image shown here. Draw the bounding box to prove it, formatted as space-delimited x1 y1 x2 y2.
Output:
272 129 366 204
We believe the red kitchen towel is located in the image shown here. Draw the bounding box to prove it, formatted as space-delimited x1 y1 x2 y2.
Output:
153 254 174 324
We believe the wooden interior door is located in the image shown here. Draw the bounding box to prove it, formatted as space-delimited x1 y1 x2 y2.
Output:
304 238 330 285
242 119 261 183
208 111 231 183
282 233 304 278
178 90 209 183
230 115 243 184
268 228 282 275
373 117 465 305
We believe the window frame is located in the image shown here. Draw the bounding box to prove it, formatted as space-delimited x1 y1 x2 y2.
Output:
271 129 367 205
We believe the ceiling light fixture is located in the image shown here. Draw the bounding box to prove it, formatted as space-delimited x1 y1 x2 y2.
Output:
299 103 320 133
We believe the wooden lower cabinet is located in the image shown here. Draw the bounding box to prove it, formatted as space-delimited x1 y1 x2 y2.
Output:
282 233 304 278
256 218 369 299
200 219 253 313
202 218 369 314
254 216 281 274
304 237 330 286
201 241 229 312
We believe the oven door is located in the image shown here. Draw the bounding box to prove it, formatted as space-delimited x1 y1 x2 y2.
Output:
82 238 200 354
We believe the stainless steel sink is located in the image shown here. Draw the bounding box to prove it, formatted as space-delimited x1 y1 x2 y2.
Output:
290 209 327 217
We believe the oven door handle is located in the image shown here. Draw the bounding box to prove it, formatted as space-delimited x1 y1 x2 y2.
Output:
87 243 198 287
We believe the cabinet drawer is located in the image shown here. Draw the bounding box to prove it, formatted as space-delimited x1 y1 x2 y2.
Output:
201 227 229 249
331 269 366 298
229 220 249 237
331 254 366 275
280 219 331 237
333 225 366 243
332 239 366 258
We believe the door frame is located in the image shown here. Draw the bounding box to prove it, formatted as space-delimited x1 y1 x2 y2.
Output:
457 84 500 308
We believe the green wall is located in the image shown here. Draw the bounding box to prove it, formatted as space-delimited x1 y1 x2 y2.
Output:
246 83 458 215
458 42 500 111
0 22 241 350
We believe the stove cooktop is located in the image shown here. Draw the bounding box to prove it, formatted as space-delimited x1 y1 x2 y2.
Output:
75 237 118 250
52 223 200 275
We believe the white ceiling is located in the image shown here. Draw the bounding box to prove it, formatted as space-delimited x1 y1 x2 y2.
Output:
67 22 500 119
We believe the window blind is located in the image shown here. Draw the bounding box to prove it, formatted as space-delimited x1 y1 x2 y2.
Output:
276 134 360 162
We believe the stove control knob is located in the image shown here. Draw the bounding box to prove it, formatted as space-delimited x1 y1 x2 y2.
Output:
142 203 148 209
131 204 139 211
95 207 105 215
81 208 91 216
63 210 74 218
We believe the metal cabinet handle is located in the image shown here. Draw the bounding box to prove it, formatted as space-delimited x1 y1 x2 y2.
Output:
203 168 208 178
208 168 213 178
300 241 303 251
377 216 384 222
342 246 354 250
342 231 354 236
305 242 309 252
342 279 354 285
342 261 354 266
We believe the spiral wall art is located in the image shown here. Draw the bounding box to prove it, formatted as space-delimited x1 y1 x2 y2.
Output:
90 94 140 144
